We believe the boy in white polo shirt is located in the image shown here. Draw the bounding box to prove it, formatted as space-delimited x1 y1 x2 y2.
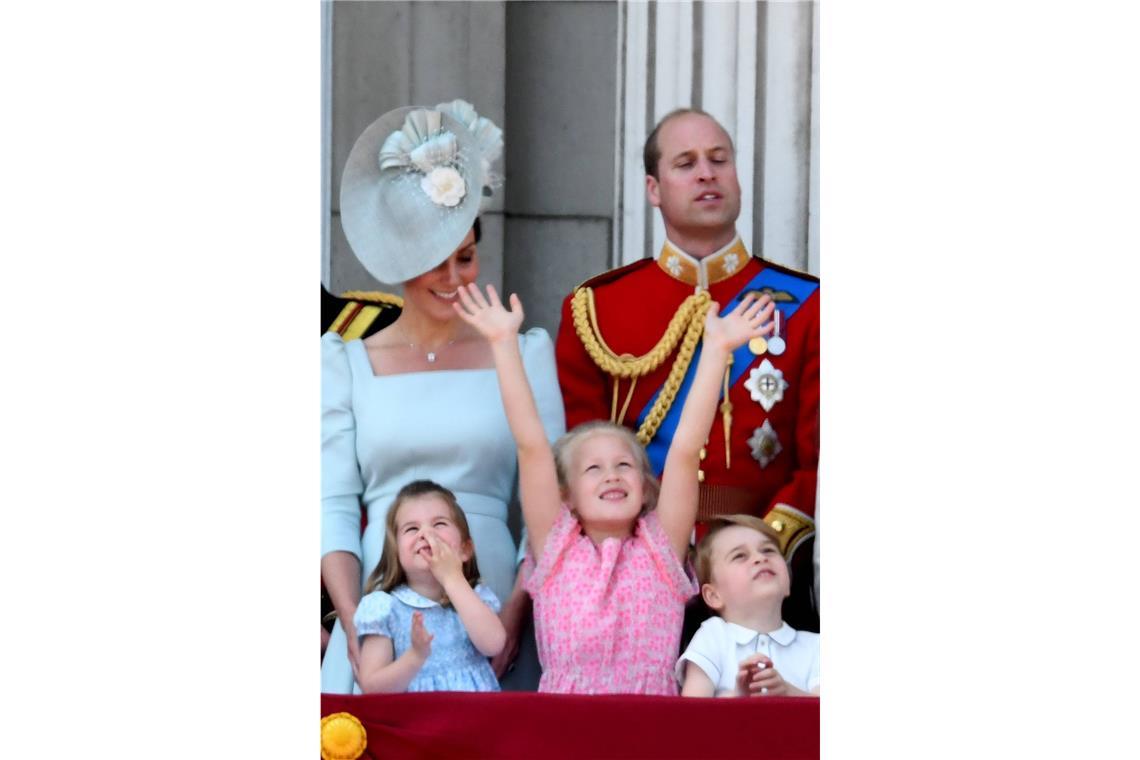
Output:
677 514 820 697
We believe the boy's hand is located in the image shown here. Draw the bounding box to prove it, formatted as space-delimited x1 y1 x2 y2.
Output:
703 293 774 354
735 653 766 696
737 653 796 696
423 530 465 586
410 611 433 661
453 283 524 345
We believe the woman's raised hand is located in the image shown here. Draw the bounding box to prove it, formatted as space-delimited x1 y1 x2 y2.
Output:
702 293 774 354
453 283 524 344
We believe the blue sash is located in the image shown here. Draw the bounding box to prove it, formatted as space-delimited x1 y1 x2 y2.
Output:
637 266 820 475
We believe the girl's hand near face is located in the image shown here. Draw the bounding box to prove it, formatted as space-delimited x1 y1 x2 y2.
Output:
423 530 465 587
428 533 509 658
453 283 524 345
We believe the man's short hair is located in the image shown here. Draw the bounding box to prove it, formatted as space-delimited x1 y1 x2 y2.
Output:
642 107 735 180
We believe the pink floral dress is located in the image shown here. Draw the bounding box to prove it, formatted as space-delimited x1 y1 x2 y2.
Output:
523 506 698 694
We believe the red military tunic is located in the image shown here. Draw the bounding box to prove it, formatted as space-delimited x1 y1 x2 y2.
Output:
555 236 819 559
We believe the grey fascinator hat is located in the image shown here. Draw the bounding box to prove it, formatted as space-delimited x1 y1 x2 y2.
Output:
340 99 503 284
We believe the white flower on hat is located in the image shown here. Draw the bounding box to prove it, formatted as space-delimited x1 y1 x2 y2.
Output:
420 166 466 207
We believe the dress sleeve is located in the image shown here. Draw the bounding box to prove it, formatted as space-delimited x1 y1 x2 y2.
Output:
637 511 699 601
353 591 395 640
517 328 568 566
321 332 364 560
522 506 580 596
473 584 502 614
676 617 724 687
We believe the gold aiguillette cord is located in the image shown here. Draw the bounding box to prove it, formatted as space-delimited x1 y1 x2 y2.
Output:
720 355 733 469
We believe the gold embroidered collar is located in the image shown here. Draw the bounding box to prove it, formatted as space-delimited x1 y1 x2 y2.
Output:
656 235 750 289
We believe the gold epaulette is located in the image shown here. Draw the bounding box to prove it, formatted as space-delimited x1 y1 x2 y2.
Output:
763 504 816 560
329 291 403 341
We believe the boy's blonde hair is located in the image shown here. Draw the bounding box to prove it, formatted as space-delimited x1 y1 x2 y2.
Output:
551 421 660 514
363 480 481 597
693 513 784 587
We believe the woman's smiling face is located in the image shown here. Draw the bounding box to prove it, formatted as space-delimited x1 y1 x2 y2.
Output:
402 228 478 321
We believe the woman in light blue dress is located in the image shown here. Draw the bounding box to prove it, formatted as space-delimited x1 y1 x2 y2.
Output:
321 100 565 694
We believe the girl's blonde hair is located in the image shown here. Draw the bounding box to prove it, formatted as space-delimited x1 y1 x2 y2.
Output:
551 421 661 515
363 480 481 598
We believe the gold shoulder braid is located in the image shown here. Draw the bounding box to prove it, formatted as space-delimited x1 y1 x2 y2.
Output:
571 287 712 445
338 290 404 307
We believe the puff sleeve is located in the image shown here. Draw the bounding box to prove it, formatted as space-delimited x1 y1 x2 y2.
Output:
321 332 365 560
637 511 699 602
353 590 395 640
523 506 580 595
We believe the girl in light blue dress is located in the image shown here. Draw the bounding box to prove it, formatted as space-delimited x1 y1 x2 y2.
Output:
354 480 507 693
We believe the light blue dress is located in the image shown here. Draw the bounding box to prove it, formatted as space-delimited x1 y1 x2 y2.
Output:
354 584 502 692
321 328 566 694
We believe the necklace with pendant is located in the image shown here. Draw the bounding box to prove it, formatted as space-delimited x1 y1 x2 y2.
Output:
399 324 457 363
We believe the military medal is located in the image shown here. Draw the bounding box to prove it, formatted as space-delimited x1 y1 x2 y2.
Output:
767 310 786 356
744 358 789 413
747 420 783 468
747 301 768 354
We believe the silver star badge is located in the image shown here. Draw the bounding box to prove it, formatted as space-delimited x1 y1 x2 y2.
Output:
665 254 683 277
748 420 782 468
744 358 789 412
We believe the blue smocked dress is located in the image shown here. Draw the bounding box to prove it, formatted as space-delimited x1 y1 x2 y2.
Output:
354 584 502 692
321 328 566 694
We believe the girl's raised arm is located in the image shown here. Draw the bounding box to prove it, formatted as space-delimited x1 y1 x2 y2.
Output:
454 284 563 561
657 294 773 560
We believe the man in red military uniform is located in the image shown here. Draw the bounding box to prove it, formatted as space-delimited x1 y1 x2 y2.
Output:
554 108 819 632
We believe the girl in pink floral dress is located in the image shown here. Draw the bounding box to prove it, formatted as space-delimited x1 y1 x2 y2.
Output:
454 284 774 695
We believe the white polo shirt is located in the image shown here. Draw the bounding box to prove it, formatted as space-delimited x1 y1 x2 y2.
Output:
676 617 820 696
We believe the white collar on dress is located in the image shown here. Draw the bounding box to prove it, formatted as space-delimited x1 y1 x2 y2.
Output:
392 585 442 609
723 619 797 647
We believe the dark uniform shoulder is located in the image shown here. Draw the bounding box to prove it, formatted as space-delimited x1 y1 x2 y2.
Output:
572 257 657 292
321 286 404 340
758 257 820 285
